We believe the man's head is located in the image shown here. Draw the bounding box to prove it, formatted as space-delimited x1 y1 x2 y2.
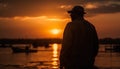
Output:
68 6 86 14
68 6 86 21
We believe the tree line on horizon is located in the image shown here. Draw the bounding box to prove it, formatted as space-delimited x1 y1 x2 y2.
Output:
0 38 120 44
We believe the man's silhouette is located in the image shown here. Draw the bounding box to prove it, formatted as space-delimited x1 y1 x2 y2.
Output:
59 6 99 69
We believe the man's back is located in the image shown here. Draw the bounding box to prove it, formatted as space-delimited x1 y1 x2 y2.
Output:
60 19 99 67
59 6 99 69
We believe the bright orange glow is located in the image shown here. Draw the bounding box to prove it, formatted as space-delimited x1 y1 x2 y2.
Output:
85 4 97 9
52 43 59 68
52 43 58 57
51 29 60 35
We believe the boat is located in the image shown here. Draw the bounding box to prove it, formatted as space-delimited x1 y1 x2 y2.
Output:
11 46 38 53
105 45 120 52
113 45 120 52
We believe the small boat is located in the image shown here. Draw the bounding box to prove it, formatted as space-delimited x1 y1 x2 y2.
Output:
105 45 120 52
11 46 38 53
113 45 120 52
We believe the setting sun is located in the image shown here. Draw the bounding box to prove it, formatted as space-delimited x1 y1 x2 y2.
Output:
51 29 60 35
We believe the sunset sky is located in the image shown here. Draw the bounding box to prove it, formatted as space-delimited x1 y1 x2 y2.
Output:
0 0 120 39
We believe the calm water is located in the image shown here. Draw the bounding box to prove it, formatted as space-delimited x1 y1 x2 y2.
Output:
0 44 120 69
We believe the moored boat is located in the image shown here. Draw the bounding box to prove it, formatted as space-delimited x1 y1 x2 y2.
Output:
11 46 38 53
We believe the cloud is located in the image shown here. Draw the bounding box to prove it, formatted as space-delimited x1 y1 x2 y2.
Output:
0 0 63 17
59 5 72 9
0 16 69 21
0 0 120 17
85 1 120 14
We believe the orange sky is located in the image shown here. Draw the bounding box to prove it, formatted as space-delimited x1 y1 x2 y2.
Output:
0 0 120 39
0 13 120 39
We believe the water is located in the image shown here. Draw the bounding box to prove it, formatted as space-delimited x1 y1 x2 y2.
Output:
0 44 120 69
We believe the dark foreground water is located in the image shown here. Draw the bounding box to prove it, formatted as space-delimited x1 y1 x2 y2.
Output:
0 44 120 69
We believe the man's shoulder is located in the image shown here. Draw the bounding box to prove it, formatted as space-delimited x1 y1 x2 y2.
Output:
66 22 73 26
84 20 95 28
67 20 95 28
65 22 73 29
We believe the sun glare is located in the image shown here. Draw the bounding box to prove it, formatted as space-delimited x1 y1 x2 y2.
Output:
51 29 60 35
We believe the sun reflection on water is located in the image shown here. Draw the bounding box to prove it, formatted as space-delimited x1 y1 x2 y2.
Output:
52 43 59 69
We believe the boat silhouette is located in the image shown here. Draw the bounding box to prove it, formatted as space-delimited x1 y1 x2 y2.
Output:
11 46 38 53
105 44 120 52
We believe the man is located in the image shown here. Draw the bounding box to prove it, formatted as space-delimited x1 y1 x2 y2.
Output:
59 6 99 69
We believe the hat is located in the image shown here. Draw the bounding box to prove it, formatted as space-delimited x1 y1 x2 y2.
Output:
68 6 86 14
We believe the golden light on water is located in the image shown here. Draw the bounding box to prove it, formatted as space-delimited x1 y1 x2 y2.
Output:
52 43 59 69
53 43 58 57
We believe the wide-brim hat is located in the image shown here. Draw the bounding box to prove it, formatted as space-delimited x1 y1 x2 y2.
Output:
68 6 86 14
